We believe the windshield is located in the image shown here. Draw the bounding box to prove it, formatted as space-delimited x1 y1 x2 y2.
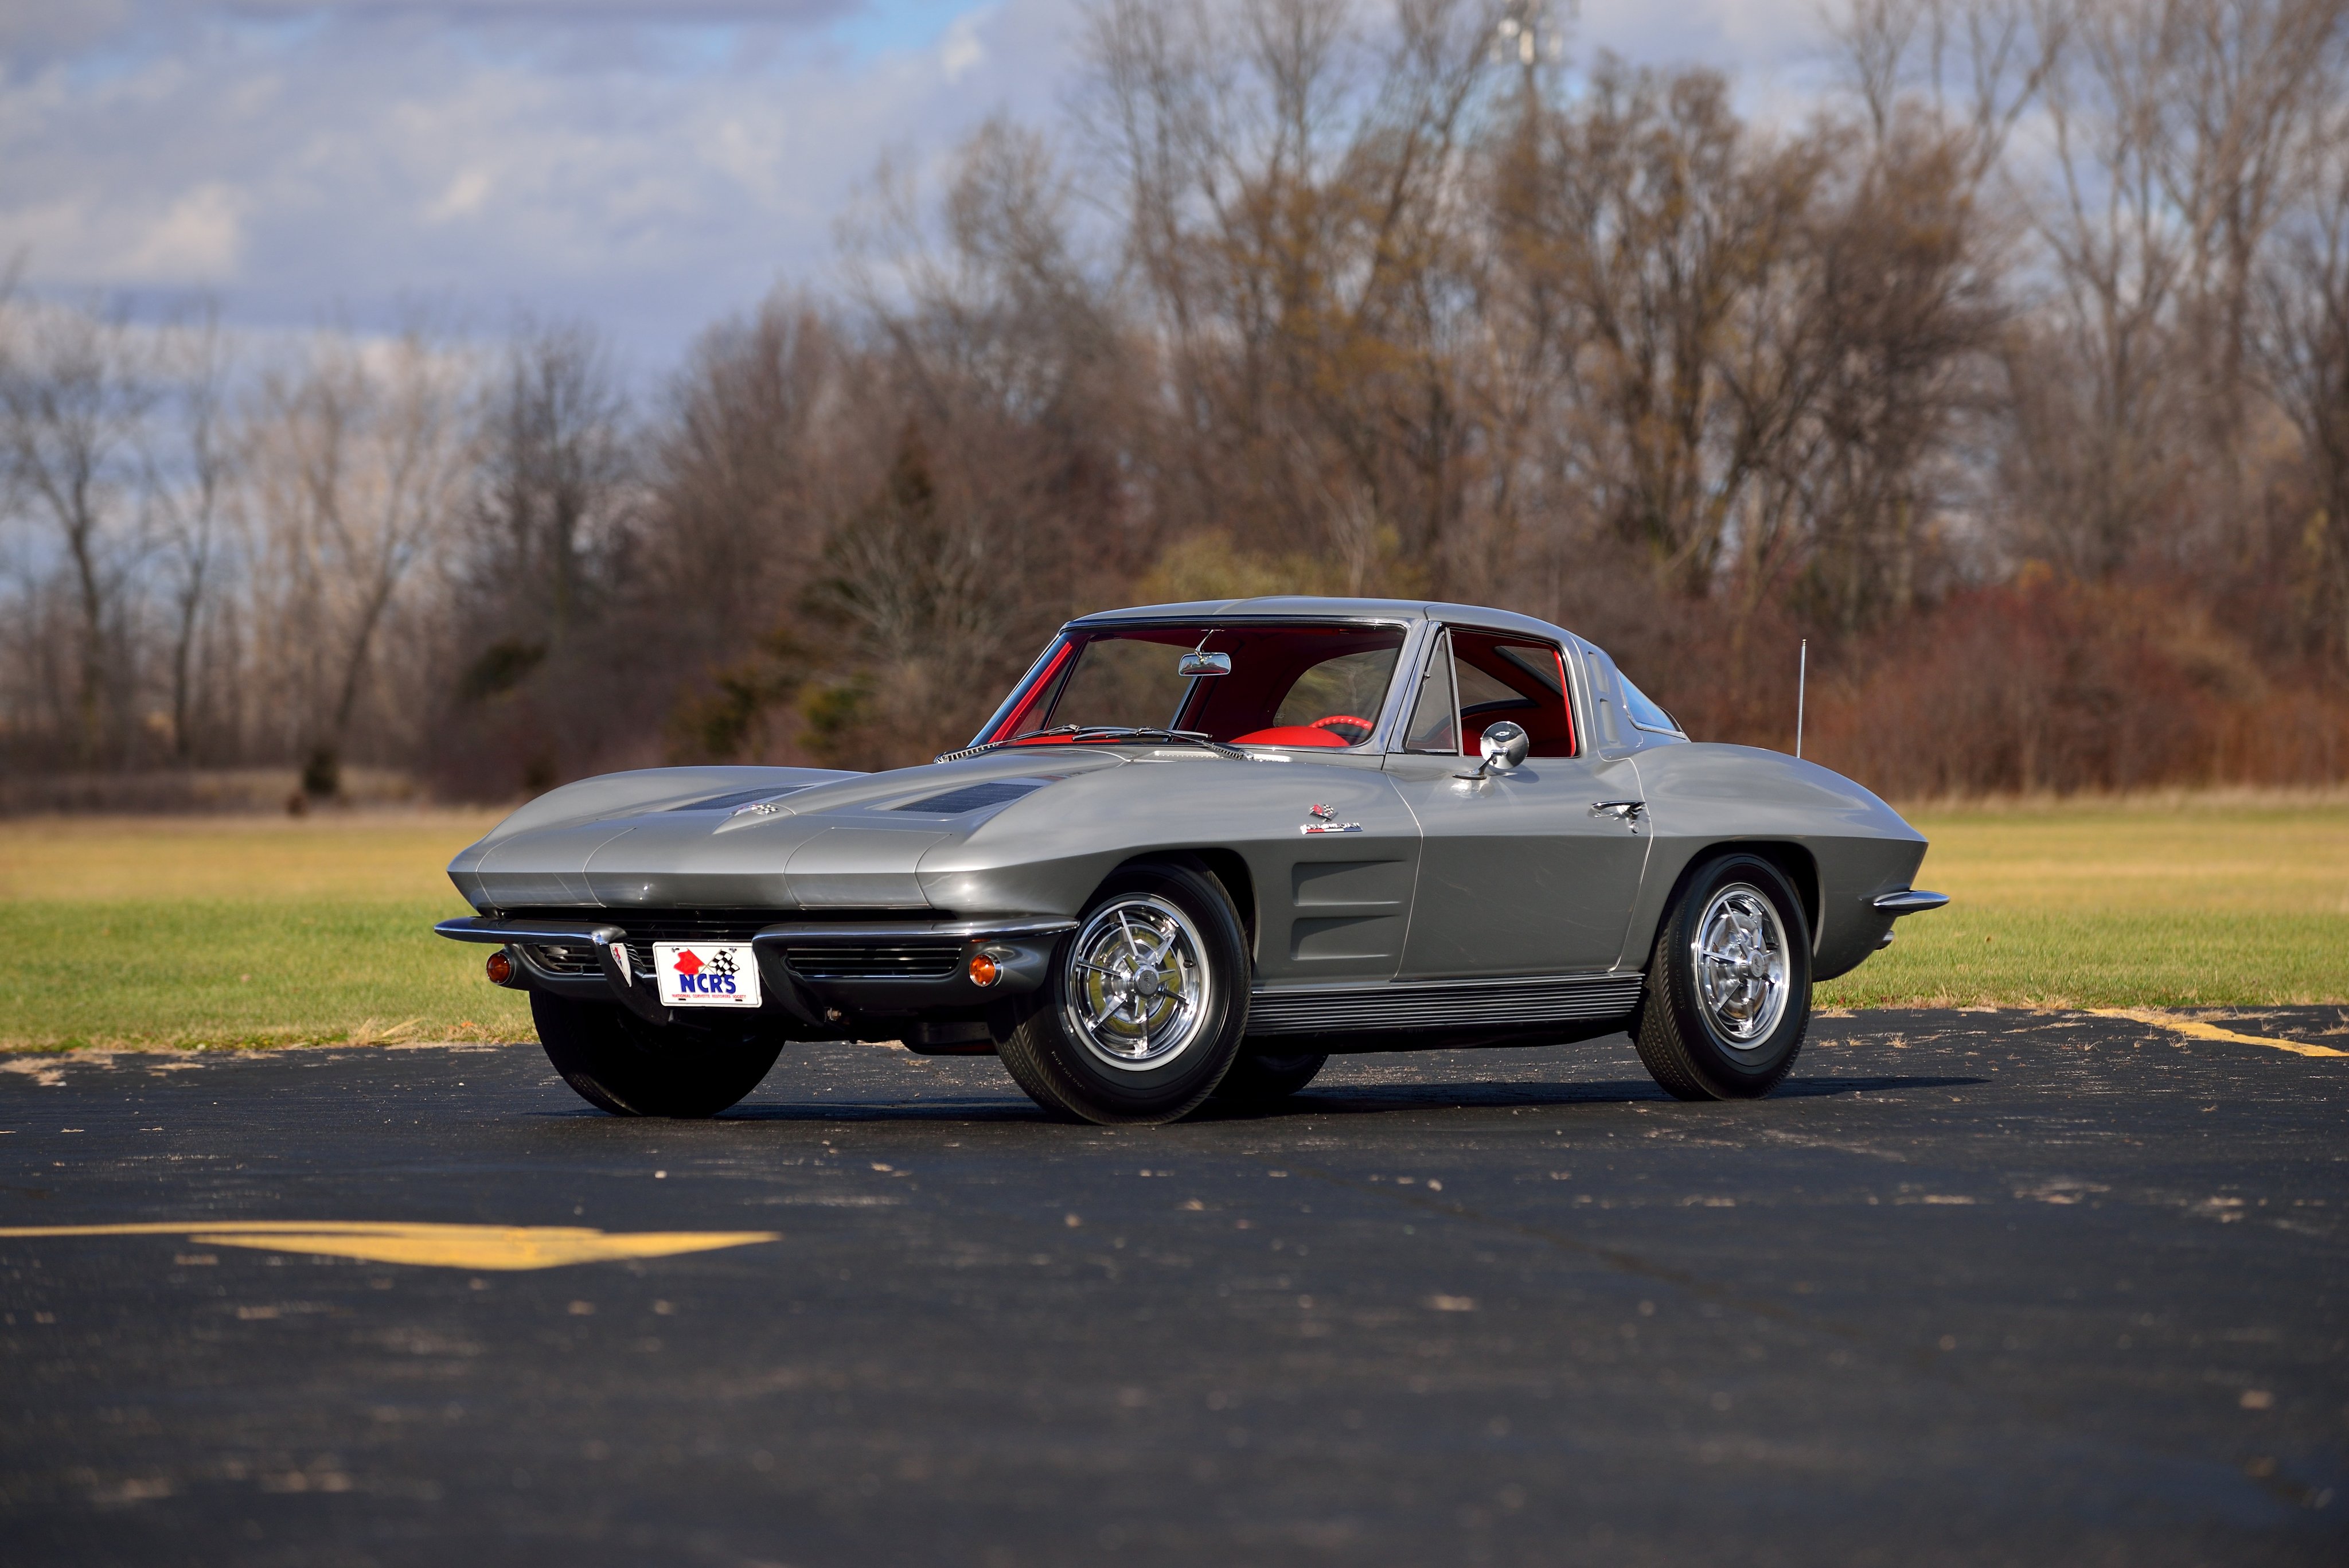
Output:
977 625 1408 749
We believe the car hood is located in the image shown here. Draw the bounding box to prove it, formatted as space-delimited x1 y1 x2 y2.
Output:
447 750 1154 913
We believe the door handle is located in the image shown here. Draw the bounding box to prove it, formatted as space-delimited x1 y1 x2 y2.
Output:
1590 800 1646 822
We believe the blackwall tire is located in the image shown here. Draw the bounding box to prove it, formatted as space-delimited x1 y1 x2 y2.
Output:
1211 1051 1329 1110
529 992 784 1118
1632 853 1811 1102
997 860 1250 1125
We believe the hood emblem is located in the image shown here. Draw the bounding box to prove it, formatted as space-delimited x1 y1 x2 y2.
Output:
1300 802 1363 835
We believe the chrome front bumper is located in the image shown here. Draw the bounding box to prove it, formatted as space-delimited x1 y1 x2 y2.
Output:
434 914 1075 1030
1866 887 1950 949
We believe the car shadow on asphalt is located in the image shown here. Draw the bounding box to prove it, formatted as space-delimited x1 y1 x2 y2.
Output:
1189 1073 1989 1120
505 1072 1992 1125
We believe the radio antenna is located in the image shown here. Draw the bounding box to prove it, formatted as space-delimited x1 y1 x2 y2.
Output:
1794 639 1808 759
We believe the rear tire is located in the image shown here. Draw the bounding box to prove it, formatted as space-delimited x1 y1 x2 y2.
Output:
997 860 1250 1125
1632 853 1810 1101
530 992 783 1118
1212 1051 1329 1110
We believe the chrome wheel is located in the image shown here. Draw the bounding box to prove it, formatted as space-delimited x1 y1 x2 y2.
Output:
1062 895 1214 1072
1689 883 1789 1046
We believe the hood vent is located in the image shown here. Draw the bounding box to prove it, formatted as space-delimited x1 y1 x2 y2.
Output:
892 779 1048 816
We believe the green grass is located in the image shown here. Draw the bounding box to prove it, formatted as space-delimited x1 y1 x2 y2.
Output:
1817 794 2349 1009
1 796 2344 1052
0 813 528 1051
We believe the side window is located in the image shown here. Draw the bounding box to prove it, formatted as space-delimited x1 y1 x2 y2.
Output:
1453 631 1577 756
1622 674 1684 736
1402 631 1459 753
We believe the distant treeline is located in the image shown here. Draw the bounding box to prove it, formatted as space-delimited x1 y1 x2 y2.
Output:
5 0 2348 803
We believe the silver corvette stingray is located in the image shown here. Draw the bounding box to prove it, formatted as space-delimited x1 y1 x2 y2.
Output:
436 598 1945 1122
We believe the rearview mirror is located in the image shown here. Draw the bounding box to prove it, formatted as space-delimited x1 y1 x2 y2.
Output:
1177 651 1232 677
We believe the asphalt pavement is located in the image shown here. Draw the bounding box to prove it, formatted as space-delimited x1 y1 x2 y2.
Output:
3 1008 2345 1566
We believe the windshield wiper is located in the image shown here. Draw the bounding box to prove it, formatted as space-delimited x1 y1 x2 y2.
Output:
934 724 1248 765
932 725 1080 764
1067 726 1248 760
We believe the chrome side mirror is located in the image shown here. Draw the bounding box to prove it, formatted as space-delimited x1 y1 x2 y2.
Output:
1480 721 1529 771
1455 720 1529 783
1177 650 1232 677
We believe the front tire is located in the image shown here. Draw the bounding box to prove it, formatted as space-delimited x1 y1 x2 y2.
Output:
530 992 784 1118
1632 853 1810 1101
997 860 1250 1125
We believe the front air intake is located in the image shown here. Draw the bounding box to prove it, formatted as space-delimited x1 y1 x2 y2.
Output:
783 945 962 982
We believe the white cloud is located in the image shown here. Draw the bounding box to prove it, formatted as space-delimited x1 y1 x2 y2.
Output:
0 2 1079 357
423 168 494 224
0 1 1840 368
940 9 989 82
121 181 252 280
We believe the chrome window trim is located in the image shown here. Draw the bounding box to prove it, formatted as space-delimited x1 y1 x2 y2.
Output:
1005 615 1422 757
966 631 1079 750
1063 613 1416 631
1398 623 1587 760
1395 626 1461 755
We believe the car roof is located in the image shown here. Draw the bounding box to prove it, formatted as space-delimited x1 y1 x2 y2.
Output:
1065 595 1582 647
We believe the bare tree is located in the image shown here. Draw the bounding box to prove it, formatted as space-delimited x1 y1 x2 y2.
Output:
150 303 235 762
2149 0 2348 490
1524 61 1833 597
1795 115 2009 633
1830 0 2066 173
468 317 633 653
807 120 1146 764
245 326 471 793
0 297 157 763
2253 105 2349 667
1074 0 1511 591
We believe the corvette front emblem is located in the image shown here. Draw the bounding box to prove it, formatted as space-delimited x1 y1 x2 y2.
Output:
1300 802 1363 835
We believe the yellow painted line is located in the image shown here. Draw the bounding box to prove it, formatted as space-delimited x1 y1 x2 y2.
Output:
2089 1009 2349 1059
0 1221 780 1271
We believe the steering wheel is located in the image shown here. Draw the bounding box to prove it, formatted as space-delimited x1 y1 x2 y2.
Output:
1309 714 1375 743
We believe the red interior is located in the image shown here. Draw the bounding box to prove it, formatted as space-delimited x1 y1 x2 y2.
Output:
1228 724 1348 747
978 625 1574 756
985 625 1405 747
1451 634 1577 758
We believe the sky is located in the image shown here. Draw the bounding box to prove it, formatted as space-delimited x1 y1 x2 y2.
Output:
0 0 1829 376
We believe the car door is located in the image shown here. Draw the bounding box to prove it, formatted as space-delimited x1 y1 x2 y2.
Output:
1386 627 1650 979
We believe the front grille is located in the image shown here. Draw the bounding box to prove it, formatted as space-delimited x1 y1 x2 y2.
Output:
501 910 964 986
506 909 790 988
526 942 601 977
785 945 961 982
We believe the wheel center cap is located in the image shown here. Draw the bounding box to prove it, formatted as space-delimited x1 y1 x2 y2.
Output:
1131 970 1163 999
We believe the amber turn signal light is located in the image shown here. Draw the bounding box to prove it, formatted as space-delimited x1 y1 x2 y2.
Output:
967 950 1001 987
485 950 516 986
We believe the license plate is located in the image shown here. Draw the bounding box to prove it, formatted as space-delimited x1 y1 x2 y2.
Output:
653 942 763 1008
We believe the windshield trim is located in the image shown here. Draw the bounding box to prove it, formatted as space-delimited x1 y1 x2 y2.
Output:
1062 613 1415 633
968 619 1422 754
